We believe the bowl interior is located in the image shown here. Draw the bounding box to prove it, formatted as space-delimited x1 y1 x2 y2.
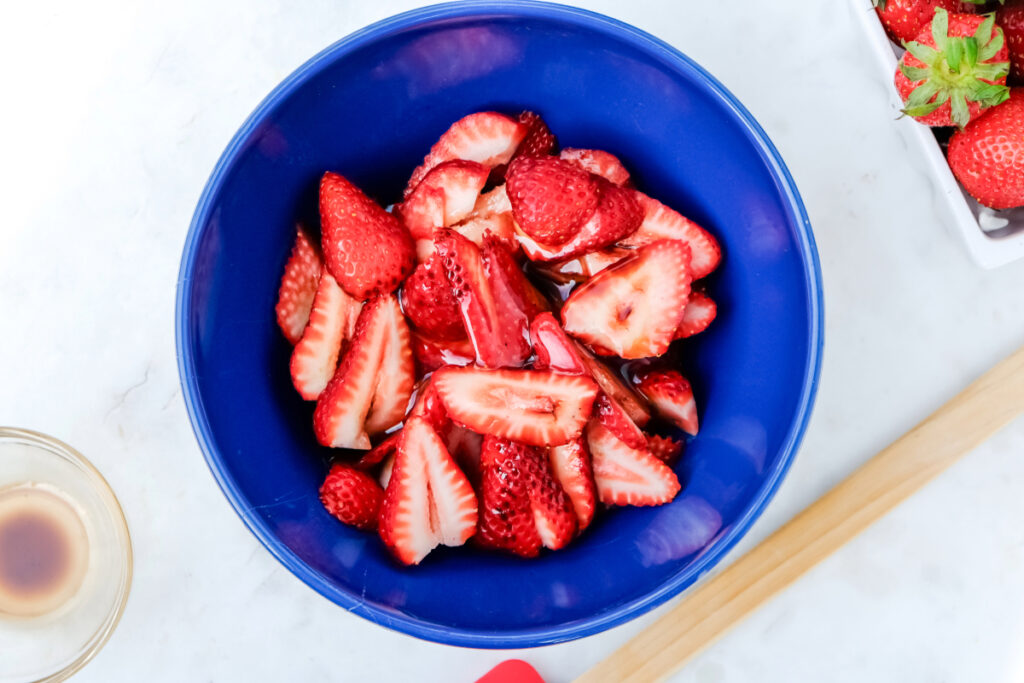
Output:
178 2 820 647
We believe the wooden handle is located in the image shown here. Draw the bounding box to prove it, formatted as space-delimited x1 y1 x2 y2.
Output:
577 344 1024 683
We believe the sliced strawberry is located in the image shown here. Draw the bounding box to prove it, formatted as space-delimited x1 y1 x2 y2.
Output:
276 225 322 344
290 268 362 400
481 236 549 320
410 332 475 374
586 421 680 506
548 437 597 532
675 291 717 339
636 369 699 436
529 312 588 375
580 351 650 427
594 392 647 451
472 184 512 216
433 366 599 447
618 192 721 279
433 229 530 368
539 247 633 284
353 431 401 472
364 296 415 435
477 436 576 556
515 178 643 262
560 148 630 186
401 256 465 341
646 434 684 466
407 379 450 433
320 172 415 299
476 437 541 557
447 425 483 488
398 160 490 240
313 297 391 449
451 212 517 251
405 112 527 197
506 156 600 246
320 463 385 531
562 240 691 359
513 110 557 159
378 416 478 565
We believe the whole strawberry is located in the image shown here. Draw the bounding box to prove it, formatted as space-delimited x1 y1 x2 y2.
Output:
948 87 1024 208
319 464 385 531
319 172 415 301
874 0 969 43
996 1 1024 83
895 9 1010 127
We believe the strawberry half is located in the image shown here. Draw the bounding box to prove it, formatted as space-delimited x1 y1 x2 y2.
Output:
548 436 597 531
313 296 401 449
276 225 322 344
559 148 631 186
636 368 699 436
675 291 717 339
378 416 479 565
586 421 681 506
433 229 531 368
398 160 490 240
405 112 528 197
513 110 557 159
561 240 692 359
515 178 643 262
401 255 465 342
432 366 599 447
618 192 721 279
320 172 415 300
320 464 385 531
364 296 416 435
646 434 684 466
410 332 475 374
290 268 362 400
477 436 577 556
506 156 600 246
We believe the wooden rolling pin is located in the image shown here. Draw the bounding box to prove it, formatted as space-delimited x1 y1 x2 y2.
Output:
577 344 1024 683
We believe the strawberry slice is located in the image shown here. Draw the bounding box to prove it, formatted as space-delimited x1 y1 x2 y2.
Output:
506 156 600 246
559 148 631 186
529 312 588 375
276 225 322 344
320 464 385 531
364 296 415 435
472 184 512 216
477 436 576 556
548 437 597 532
514 178 643 262
481 236 549 320
401 255 465 342
433 366 599 447
636 369 699 436
562 240 692 359
398 160 490 240
410 332 475 374
646 434 684 466
378 415 478 565
290 268 362 400
407 379 450 432
593 392 647 451
675 291 717 339
320 172 415 300
433 229 530 368
618 192 721 279
353 431 401 472
405 112 527 197
313 296 391 449
586 421 680 506
513 110 557 159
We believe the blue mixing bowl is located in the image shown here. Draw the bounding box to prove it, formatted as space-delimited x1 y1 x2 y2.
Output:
176 1 823 648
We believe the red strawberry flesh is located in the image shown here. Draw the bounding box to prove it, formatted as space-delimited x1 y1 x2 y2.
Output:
618 192 721 279
636 368 699 436
276 225 322 344
586 421 680 506
320 464 385 531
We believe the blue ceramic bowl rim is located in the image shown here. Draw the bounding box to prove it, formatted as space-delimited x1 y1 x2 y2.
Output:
175 0 824 649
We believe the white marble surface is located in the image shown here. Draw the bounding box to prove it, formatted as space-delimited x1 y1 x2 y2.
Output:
2 1 1024 681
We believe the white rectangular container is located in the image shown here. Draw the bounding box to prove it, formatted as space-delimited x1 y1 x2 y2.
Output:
851 0 1024 268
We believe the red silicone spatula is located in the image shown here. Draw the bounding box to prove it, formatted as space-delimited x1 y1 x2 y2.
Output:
475 659 545 683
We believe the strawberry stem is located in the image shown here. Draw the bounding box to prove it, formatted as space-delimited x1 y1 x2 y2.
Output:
900 9 1010 128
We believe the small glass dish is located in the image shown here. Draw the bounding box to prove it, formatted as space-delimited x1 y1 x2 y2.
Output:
0 428 132 683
